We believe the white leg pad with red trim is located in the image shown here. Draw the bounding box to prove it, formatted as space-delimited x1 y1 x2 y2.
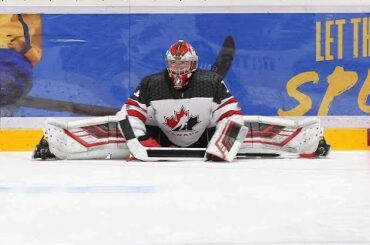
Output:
44 116 130 160
240 116 321 155
206 119 248 162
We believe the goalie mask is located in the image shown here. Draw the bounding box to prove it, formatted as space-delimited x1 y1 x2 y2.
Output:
165 40 198 90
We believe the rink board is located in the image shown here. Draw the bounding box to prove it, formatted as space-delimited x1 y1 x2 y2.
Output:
1 12 370 117
0 128 368 151
0 6 369 151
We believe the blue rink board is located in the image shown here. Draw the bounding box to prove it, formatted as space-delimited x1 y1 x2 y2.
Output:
7 13 370 116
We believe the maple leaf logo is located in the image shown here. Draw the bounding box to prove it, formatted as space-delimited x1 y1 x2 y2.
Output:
164 106 188 129
164 106 200 131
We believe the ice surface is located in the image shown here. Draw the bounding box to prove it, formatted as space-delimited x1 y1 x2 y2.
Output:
0 151 370 245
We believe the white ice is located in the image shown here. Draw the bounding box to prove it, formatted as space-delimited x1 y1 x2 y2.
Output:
0 151 370 245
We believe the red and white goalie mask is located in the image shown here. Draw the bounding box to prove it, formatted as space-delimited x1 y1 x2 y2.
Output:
165 40 198 90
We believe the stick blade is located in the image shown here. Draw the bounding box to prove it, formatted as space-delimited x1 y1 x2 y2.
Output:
211 36 236 78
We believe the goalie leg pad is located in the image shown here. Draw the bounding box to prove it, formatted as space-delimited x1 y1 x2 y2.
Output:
38 117 130 160
206 119 248 162
240 116 322 155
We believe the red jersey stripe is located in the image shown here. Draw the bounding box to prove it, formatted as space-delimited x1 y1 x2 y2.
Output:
216 97 238 111
216 110 242 123
126 98 147 112
127 109 146 122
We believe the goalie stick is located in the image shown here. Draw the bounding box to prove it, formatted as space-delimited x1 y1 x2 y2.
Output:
117 121 285 161
119 116 322 161
119 117 207 161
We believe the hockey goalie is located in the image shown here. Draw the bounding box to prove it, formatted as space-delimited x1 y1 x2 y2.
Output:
33 40 330 162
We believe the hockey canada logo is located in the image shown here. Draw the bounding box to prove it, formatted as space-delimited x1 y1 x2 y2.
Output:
164 106 200 131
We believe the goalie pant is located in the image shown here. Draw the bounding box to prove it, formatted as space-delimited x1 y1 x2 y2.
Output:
38 116 322 160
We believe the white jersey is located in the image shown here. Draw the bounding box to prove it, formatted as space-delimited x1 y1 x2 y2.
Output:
118 69 243 147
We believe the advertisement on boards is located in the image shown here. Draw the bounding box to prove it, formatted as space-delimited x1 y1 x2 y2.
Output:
0 13 369 117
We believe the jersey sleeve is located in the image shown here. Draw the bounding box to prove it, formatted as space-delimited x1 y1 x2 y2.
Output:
210 80 243 127
116 82 149 137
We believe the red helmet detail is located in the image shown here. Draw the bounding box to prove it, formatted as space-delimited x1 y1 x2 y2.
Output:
165 40 198 90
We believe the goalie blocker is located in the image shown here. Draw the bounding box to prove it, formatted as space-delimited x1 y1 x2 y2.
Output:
33 116 330 161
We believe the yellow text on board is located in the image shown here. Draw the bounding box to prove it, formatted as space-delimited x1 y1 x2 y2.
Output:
316 17 370 61
278 17 370 116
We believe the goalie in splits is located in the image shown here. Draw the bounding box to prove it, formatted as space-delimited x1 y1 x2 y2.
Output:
33 40 330 161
